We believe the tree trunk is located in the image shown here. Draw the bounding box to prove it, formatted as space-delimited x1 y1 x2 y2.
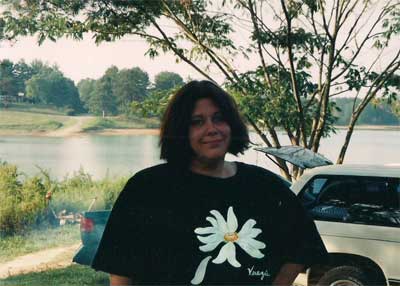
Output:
336 115 357 164
247 117 291 180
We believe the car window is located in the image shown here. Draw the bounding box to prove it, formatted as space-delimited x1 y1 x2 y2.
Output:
357 179 389 206
395 180 400 209
319 178 359 205
299 175 400 227
301 177 328 205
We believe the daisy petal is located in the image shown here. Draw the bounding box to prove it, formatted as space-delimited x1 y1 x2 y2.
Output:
206 216 218 228
212 242 231 264
210 210 228 233
191 256 212 285
248 228 262 238
194 227 217 235
237 239 265 259
227 206 238 233
226 243 241 268
197 233 223 244
246 237 266 249
237 219 256 237
199 241 222 252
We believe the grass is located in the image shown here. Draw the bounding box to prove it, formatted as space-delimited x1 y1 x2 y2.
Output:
51 173 128 214
0 164 125 264
0 103 159 133
0 103 77 133
0 225 80 263
1 103 71 116
0 264 108 286
81 116 159 132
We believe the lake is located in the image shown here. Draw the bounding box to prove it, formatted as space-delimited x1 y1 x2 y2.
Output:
0 129 399 179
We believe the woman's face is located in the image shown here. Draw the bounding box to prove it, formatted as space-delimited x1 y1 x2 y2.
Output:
189 98 231 164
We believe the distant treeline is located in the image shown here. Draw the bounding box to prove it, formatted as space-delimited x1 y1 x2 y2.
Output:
333 98 400 126
1 59 399 125
77 66 183 116
0 59 83 114
0 59 184 116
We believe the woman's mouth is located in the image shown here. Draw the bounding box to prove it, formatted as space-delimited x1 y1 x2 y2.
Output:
203 139 224 145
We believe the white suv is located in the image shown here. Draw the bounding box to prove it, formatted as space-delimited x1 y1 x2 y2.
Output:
291 165 400 286
256 147 400 286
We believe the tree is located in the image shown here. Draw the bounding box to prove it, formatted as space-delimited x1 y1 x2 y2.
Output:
154 71 184 91
333 97 400 125
25 68 83 112
77 78 96 112
2 0 399 179
0 59 18 98
77 66 150 115
84 73 118 116
13 60 34 97
130 71 183 118
391 99 400 118
113 67 150 113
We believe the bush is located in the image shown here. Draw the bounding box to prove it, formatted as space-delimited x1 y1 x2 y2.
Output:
0 163 127 236
0 163 49 235
50 168 127 214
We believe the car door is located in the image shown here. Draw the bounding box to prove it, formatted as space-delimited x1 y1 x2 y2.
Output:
297 175 400 281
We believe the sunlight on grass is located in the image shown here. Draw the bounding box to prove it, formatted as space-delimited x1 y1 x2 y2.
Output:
0 225 80 263
0 111 71 132
0 264 108 286
82 116 159 131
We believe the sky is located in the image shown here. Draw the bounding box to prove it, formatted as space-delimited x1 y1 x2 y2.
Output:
1 34 204 83
1 1 397 86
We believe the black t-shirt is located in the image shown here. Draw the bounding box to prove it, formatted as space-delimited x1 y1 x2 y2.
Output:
92 162 327 285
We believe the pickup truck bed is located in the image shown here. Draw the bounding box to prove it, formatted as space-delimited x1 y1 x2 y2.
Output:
73 210 110 266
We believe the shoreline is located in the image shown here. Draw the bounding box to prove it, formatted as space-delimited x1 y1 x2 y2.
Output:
0 125 398 137
334 125 400 131
0 128 160 137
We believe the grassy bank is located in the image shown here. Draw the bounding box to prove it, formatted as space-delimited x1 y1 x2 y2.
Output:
1 103 73 116
0 103 160 134
81 116 159 132
0 264 108 286
0 225 80 263
0 103 76 133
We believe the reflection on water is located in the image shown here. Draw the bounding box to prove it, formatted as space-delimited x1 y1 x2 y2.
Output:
0 129 399 179
0 135 163 179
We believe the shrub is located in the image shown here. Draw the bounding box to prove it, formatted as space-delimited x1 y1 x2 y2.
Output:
0 163 127 236
50 168 126 214
0 163 49 235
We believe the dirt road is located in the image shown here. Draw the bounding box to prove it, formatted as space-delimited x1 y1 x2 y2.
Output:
0 243 80 278
47 116 93 137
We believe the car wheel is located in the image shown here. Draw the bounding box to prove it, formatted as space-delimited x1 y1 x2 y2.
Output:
317 266 370 286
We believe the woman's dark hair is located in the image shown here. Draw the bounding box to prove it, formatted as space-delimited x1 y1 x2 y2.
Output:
159 80 250 167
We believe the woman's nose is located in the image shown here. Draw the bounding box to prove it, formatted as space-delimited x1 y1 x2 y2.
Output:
204 119 218 134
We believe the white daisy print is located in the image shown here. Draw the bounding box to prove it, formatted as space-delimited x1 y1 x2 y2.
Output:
191 206 266 285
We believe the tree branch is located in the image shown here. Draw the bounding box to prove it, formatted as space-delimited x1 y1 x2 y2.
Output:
280 0 307 147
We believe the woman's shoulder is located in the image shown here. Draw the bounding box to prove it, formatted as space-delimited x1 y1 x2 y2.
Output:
124 163 179 190
237 162 287 182
236 162 293 195
117 163 179 204
133 163 172 178
128 163 178 179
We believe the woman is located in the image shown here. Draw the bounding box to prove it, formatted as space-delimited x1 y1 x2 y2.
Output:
92 80 327 285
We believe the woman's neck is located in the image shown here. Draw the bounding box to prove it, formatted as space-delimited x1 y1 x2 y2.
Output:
190 159 236 178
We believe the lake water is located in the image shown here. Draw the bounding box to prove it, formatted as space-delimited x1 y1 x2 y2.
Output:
0 129 399 179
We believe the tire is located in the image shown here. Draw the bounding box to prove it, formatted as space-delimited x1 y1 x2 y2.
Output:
317 266 371 286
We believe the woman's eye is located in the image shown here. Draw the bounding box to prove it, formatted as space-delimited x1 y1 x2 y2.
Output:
212 114 225 123
191 118 204 126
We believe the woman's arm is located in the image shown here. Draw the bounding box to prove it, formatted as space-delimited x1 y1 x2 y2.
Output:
110 274 133 286
272 263 304 286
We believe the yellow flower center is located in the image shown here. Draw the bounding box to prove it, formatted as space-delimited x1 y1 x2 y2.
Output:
224 232 239 242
